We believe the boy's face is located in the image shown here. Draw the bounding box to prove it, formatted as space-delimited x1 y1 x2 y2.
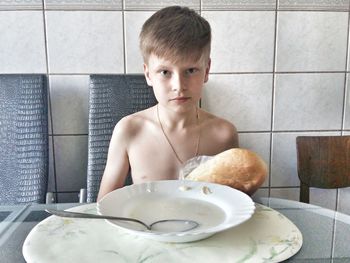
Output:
143 53 211 113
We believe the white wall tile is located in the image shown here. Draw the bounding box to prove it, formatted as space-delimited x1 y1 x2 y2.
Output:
48 90 53 135
45 0 122 10
54 136 88 191
276 12 348 72
0 0 42 10
46 11 124 74
270 187 299 201
251 188 269 202
274 73 345 131
238 132 270 187
49 75 89 134
344 74 350 130
202 11 275 73
333 212 350 257
124 0 200 10
124 11 154 73
338 188 350 215
202 0 276 10
0 11 46 73
309 188 337 211
271 131 340 187
271 133 299 187
278 0 349 11
48 136 56 192
0 2 348 208
202 74 273 131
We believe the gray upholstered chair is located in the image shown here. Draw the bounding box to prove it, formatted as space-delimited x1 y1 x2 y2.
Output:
0 75 49 205
86 75 157 203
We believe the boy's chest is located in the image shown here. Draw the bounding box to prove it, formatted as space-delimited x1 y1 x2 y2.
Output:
126 130 230 184
128 143 180 184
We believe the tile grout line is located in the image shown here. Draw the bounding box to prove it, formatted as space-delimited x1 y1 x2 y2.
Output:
34 71 350 76
239 129 349 133
51 134 89 136
199 0 202 108
47 79 59 200
42 1 59 201
41 1 49 75
1 4 350 12
0 9 349 12
122 0 127 74
50 130 349 136
268 0 279 198
1 3 349 203
330 7 350 258
341 9 350 137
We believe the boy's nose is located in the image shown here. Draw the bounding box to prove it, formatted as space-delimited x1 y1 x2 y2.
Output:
171 75 186 93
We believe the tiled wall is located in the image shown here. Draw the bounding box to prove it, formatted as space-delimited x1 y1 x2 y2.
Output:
1 0 350 213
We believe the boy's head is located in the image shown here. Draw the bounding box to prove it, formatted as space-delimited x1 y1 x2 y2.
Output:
139 6 211 65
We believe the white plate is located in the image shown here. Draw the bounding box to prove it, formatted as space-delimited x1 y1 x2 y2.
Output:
97 180 255 243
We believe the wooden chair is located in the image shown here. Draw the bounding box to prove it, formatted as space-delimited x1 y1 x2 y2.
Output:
86 75 157 203
296 135 350 203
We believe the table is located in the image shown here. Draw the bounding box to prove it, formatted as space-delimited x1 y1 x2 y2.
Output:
259 198 350 263
0 203 80 263
0 198 349 262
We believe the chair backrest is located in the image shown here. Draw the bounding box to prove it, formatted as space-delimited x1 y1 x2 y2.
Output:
296 135 350 203
0 75 48 205
87 75 157 202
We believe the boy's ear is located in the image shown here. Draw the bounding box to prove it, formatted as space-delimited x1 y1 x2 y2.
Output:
204 58 211 83
143 63 153 86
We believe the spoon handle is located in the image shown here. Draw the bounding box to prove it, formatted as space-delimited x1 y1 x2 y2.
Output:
45 209 150 230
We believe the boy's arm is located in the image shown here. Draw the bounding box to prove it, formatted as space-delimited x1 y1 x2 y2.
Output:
223 122 265 195
97 120 130 201
222 121 239 149
231 126 239 148
232 128 265 196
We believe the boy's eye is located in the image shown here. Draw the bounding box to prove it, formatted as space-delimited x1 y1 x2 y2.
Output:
160 70 170 76
186 68 198 75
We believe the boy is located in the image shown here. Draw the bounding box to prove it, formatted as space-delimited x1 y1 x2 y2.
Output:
97 6 248 201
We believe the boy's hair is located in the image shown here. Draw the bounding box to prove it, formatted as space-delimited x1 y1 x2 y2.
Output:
139 6 211 64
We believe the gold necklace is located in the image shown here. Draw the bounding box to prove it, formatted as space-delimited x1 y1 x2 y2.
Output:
157 104 201 165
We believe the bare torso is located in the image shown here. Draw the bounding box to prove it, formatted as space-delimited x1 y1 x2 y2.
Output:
97 105 238 200
126 106 238 184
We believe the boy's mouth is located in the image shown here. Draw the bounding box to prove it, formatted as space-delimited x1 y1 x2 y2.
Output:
170 96 191 103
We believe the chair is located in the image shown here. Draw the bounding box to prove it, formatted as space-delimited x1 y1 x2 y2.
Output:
296 135 350 203
0 75 49 205
86 75 157 203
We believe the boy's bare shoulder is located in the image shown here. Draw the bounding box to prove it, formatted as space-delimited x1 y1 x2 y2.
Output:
200 109 236 130
113 106 155 137
199 109 238 147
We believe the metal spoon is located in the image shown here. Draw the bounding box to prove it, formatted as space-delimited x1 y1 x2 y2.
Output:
45 209 199 232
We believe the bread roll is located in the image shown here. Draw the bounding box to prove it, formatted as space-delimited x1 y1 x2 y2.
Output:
186 148 267 195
